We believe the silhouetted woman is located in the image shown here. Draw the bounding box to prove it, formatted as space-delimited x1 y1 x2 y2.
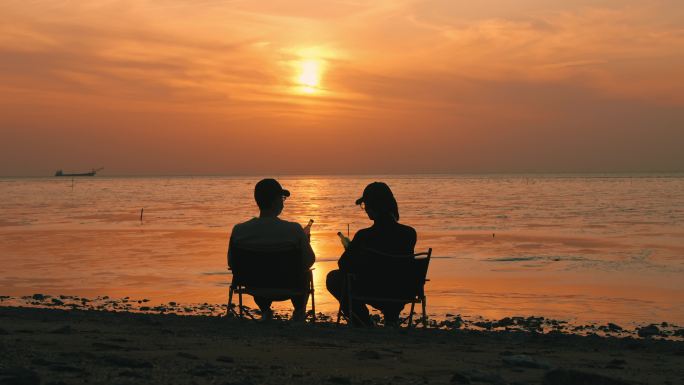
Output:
326 182 417 326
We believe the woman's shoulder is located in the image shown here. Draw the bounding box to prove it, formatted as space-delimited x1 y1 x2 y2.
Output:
396 222 417 234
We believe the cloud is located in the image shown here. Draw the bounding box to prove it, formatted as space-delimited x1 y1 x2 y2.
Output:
0 0 683 175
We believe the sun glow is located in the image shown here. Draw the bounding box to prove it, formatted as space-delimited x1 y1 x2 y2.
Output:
295 59 324 94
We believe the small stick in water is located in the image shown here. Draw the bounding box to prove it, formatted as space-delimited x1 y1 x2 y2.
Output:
140 208 144 224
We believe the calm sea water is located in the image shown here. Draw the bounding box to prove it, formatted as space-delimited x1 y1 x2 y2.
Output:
1 175 683 325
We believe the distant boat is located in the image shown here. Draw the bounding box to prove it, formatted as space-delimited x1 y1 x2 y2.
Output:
55 167 103 177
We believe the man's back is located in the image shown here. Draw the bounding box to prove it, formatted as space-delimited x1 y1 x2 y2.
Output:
228 217 315 268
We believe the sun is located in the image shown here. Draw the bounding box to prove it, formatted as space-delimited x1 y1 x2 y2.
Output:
295 59 323 94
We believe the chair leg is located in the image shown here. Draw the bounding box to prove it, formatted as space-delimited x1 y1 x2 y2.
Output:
310 278 316 324
408 301 416 328
346 275 353 327
421 296 427 328
227 287 234 317
238 290 243 319
336 306 342 325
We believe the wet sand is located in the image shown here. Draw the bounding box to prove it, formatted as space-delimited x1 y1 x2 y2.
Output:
1 306 683 385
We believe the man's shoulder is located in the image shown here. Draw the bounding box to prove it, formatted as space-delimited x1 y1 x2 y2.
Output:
232 217 258 231
233 217 303 236
278 218 304 229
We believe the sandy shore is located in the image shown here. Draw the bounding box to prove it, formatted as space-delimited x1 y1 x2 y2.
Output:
1 306 682 385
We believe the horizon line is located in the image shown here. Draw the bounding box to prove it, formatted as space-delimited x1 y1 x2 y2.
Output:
2 170 684 178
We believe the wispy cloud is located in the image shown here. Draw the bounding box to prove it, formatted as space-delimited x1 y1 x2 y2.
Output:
0 0 683 175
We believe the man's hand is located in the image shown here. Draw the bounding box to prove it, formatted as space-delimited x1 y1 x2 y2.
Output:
303 219 314 242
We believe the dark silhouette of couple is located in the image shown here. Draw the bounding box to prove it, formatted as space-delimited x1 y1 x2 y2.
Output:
227 178 416 326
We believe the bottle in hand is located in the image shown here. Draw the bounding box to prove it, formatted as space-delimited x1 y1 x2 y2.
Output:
337 232 351 249
304 219 314 237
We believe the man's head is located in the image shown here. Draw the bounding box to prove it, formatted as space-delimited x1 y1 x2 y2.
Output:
254 178 290 216
355 182 399 221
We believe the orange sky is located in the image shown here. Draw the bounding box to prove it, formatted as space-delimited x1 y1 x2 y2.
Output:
1 0 683 176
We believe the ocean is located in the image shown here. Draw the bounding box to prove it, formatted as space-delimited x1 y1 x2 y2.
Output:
1 175 683 325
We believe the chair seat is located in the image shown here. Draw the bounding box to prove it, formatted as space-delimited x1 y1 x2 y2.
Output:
226 245 316 322
337 247 432 328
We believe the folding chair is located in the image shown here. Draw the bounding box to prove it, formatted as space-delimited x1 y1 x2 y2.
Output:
226 246 315 322
336 248 432 327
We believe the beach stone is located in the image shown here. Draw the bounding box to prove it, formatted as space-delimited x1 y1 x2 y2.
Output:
31 294 46 301
637 325 661 338
92 342 128 350
355 349 381 360
543 369 632 385
48 364 85 373
50 325 72 334
177 352 199 360
50 298 64 306
0 368 41 385
503 354 551 369
188 363 223 377
607 323 623 332
118 370 150 379
450 372 471 383
30 358 53 366
468 370 506 385
101 354 152 368
493 317 515 328
605 359 626 369
673 329 684 337
444 315 464 329
328 376 351 384
216 355 235 364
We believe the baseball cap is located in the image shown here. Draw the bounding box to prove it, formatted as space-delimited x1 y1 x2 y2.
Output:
356 182 399 220
254 178 290 208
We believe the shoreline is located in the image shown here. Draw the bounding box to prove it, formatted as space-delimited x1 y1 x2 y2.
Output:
2 294 682 341
1 306 683 385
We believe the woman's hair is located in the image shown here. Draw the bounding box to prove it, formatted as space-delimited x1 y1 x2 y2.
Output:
359 182 400 221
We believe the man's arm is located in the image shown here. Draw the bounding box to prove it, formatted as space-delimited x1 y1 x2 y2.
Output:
227 226 238 269
296 223 315 268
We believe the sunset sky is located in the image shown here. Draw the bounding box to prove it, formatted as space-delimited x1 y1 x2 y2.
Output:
1 0 683 176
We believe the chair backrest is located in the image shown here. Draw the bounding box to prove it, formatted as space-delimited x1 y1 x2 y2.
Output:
352 248 432 300
230 245 308 290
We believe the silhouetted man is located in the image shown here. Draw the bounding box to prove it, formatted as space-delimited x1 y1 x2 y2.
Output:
326 182 417 327
228 178 315 321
